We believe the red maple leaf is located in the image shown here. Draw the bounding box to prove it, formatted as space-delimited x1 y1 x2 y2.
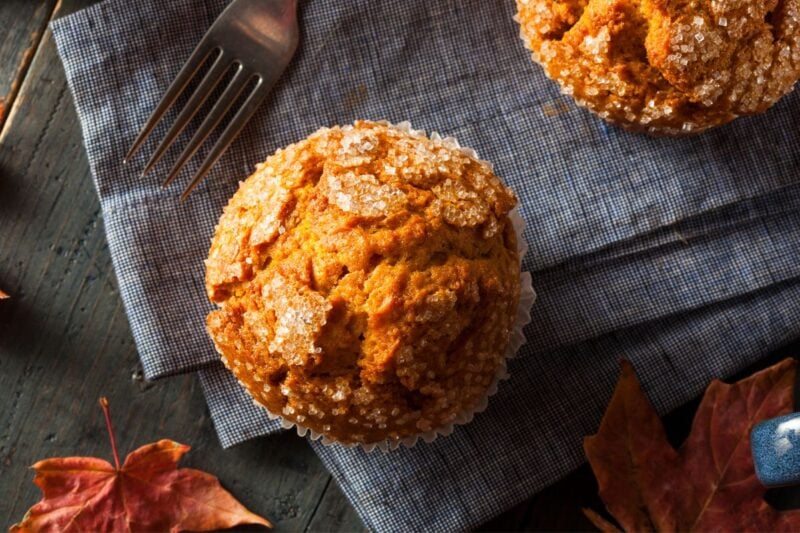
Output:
11 398 271 532
585 358 800 531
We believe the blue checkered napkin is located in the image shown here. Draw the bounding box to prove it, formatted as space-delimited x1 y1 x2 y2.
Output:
51 0 800 380
51 0 800 530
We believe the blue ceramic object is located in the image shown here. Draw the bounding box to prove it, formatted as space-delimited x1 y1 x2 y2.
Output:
751 412 800 487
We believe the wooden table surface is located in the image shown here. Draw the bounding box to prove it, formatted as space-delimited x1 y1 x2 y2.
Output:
2 1 799 531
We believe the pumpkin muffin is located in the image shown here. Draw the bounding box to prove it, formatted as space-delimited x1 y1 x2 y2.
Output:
205 121 521 446
515 0 800 134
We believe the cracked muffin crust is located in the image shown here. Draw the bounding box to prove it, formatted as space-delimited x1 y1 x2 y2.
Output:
205 121 521 446
515 0 800 134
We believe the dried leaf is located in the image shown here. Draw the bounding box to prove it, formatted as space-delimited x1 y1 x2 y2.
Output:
11 398 271 532
0 288 9 299
585 358 800 531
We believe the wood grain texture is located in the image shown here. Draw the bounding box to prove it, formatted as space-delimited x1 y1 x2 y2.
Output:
1 1 799 532
0 0 58 128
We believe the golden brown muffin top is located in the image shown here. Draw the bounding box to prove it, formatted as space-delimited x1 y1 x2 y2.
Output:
516 0 800 134
206 121 521 445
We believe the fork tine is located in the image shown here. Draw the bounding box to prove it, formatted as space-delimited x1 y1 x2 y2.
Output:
180 81 269 200
124 39 217 163
162 65 251 188
140 51 231 177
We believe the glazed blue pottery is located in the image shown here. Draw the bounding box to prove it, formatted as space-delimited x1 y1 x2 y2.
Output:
752 412 800 487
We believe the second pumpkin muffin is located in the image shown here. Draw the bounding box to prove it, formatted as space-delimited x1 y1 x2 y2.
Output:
515 0 800 134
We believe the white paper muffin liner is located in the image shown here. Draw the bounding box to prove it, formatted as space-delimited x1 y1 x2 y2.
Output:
245 121 536 452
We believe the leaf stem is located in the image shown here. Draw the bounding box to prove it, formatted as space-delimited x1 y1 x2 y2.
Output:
99 397 121 470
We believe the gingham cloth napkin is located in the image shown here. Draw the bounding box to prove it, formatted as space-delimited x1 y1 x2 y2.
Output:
51 0 800 530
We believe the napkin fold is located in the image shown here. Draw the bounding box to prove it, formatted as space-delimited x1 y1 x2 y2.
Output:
51 0 800 530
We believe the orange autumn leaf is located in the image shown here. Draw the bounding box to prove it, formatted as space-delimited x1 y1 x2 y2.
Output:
585 358 800 532
11 398 271 533
0 288 8 299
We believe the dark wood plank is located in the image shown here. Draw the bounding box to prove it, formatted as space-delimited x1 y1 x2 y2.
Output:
0 1 356 530
305 477 366 532
0 0 57 127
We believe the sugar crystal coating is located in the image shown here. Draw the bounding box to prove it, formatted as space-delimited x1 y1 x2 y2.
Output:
515 0 800 134
206 121 521 445
262 272 331 365
324 171 406 218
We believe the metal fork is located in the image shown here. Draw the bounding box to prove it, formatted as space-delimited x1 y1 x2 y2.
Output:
125 0 299 200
